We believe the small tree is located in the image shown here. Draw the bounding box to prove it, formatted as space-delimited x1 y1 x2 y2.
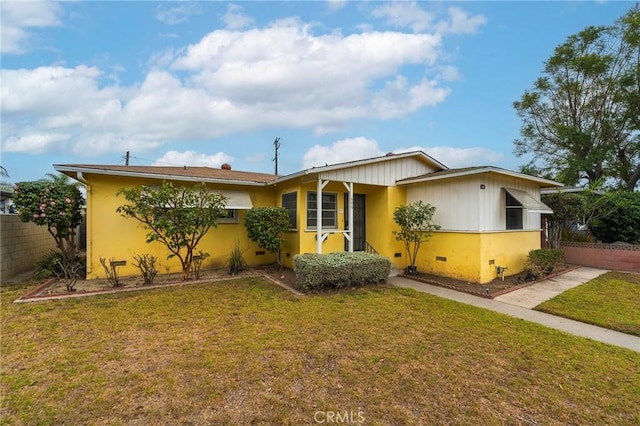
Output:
392 201 440 273
13 177 84 263
244 207 291 270
116 181 227 280
541 192 587 249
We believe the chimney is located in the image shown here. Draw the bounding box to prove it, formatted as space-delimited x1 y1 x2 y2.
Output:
221 163 232 170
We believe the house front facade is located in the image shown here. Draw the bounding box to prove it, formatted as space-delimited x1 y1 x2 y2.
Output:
55 151 561 284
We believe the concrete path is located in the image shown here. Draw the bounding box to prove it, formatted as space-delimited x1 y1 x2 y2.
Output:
388 271 640 353
494 267 607 308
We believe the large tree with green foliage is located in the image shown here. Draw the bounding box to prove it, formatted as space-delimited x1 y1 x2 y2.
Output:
392 200 440 272
588 191 640 244
244 207 291 270
13 175 84 262
514 6 640 191
117 181 227 280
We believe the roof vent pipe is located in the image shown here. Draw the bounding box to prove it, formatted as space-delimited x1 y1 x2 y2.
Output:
221 163 232 170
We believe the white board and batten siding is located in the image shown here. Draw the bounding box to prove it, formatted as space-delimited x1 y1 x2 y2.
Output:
406 173 544 232
319 157 436 186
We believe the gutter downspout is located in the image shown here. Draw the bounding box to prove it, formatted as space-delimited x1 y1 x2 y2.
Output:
76 172 91 275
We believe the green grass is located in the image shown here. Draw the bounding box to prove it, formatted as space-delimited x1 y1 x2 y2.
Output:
535 271 640 336
1 278 639 425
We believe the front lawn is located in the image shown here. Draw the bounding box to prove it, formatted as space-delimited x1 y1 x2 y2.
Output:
1 278 639 424
535 271 640 336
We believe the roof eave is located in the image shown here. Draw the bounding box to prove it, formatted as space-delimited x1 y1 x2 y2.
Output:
398 167 563 187
54 165 268 187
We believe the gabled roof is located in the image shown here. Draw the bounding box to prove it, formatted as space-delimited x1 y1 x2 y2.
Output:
272 150 448 184
54 164 277 186
397 166 563 187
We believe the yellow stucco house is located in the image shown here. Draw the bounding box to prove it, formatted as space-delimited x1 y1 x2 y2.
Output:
55 151 561 284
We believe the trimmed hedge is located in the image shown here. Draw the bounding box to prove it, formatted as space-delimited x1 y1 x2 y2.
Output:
526 248 564 278
294 252 391 292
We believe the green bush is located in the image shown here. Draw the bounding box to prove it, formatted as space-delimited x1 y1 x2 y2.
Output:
526 249 564 278
294 252 390 292
34 250 86 281
588 191 640 244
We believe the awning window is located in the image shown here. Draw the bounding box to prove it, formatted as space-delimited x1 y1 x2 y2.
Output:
504 188 552 214
217 191 253 209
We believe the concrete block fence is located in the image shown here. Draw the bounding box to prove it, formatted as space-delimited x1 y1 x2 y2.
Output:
561 241 640 273
1 215 57 280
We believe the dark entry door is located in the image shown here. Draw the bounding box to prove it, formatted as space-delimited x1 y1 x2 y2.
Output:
344 193 366 251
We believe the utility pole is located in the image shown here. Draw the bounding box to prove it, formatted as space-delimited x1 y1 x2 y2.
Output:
273 137 280 175
124 151 130 166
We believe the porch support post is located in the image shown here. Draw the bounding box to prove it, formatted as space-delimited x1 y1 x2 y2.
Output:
342 181 354 252
316 178 329 253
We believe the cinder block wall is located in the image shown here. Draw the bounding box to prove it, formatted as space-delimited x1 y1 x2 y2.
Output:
561 242 640 273
1 215 57 280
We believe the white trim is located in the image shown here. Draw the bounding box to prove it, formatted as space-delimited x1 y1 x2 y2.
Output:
398 167 562 187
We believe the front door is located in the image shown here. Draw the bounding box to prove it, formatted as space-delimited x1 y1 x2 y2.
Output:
344 193 366 251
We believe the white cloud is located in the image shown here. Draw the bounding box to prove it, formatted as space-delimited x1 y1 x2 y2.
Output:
302 137 384 169
395 146 505 168
326 0 347 12
372 2 486 35
3 132 70 154
0 1 63 54
301 140 505 170
153 150 234 168
440 7 487 35
155 2 202 25
221 4 254 30
1 12 483 158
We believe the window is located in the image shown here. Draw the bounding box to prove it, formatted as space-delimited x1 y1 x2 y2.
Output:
505 192 523 230
307 191 337 229
217 209 239 224
282 192 297 229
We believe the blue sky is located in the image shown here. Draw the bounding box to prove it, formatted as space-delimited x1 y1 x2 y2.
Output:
1 1 635 184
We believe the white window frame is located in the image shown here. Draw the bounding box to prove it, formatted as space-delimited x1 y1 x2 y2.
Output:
306 191 338 230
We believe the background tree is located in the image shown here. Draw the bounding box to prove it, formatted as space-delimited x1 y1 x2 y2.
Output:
117 181 227 280
392 200 440 273
13 176 84 262
513 6 640 191
244 207 291 270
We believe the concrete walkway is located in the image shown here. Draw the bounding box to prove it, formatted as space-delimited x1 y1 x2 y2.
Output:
388 269 640 353
494 267 607 308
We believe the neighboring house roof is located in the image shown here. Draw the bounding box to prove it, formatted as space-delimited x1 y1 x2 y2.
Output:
54 164 277 186
540 186 603 195
397 166 563 187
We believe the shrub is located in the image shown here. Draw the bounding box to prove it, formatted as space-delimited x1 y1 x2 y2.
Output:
526 249 564 278
132 254 158 285
99 257 125 288
244 207 291 269
588 191 640 244
34 250 85 281
294 252 390 292
226 240 247 275
191 251 210 279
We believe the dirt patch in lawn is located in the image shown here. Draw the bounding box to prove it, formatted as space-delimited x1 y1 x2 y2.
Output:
401 264 580 298
16 263 578 302
17 264 300 302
